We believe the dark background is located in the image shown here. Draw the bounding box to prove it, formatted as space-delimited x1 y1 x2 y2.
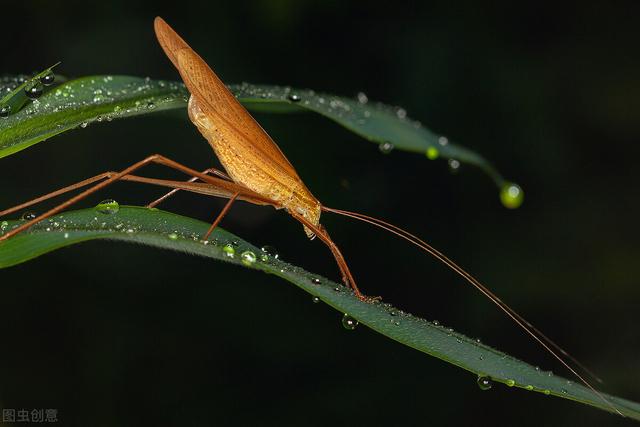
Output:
1 1 639 426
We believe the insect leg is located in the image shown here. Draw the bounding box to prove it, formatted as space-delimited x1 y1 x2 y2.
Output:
0 154 242 241
146 167 231 209
287 211 373 302
203 192 239 240
0 172 115 218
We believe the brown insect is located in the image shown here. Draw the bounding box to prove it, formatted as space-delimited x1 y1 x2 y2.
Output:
0 17 618 414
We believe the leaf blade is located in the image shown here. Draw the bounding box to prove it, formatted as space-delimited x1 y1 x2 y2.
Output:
0 206 637 420
0 75 507 188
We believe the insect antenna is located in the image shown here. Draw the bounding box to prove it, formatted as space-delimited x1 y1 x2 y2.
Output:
322 205 622 416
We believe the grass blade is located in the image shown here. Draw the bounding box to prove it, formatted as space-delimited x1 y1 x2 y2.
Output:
0 75 520 201
0 206 636 419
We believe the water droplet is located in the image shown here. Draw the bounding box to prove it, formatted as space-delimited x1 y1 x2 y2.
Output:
506 379 515 387
525 385 534 391
40 71 55 86
0 105 11 118
438 136 449 146
95 199 120 215
543 389 551 395
426 146 439 160
396 108 407 119
260 245 279 259
433 320 440 326
311 278 321 285
21 211 37 221
312 296 321 304
448 159 461 173
80 122 88 128
341 314 358 330
287 94 301 102
146 101 156 110
499 182 524 209
167 233 178 240
223 244 235 258
378 141 394 154
63 232 69 239
241 250 256 266
24 81 44 99
0 221 8 232
356 92 368 104
477 376 493 390
475 338 482 343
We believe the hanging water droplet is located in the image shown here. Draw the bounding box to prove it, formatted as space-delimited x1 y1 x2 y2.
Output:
438 136 449 146
223 244 235 258
39 71 55 86
475 338 482 343
80 122 88 128
543 389 551 395
426 146 439 160
477 376 493 390
0 105 11 118
312 296 321 304
433 320 440 326
287 94 301 102
260 245 279 259
378 141 394 154
311 278 321 285
499 182 524 209
341 314 358 330
356 92 368 104
506 379 515 387
448 159 461 173
95 199 120 214
24 81 44 99
241 250 256 266
525 385 534 391
167 233 178 240
21 211 37 221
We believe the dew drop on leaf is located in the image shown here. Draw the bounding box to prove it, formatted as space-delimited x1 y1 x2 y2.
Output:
426 146 439 160
39 71 55 86
0 105 11 118
448 158 460 173
223 244 235 258
167 233 178 240
341 314 358 330
260 245 279 259
287 94 301 102
95 199 120 215
241 250 256 266
378 141 394 154
311 277 321 285
24 81 44 99
21 211 37 221
499 182 524 209
312 296 321 304
477 376 493 391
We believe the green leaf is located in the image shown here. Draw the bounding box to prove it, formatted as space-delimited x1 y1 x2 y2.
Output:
1 206 637 420
0 63 61 118
0 75 513 192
